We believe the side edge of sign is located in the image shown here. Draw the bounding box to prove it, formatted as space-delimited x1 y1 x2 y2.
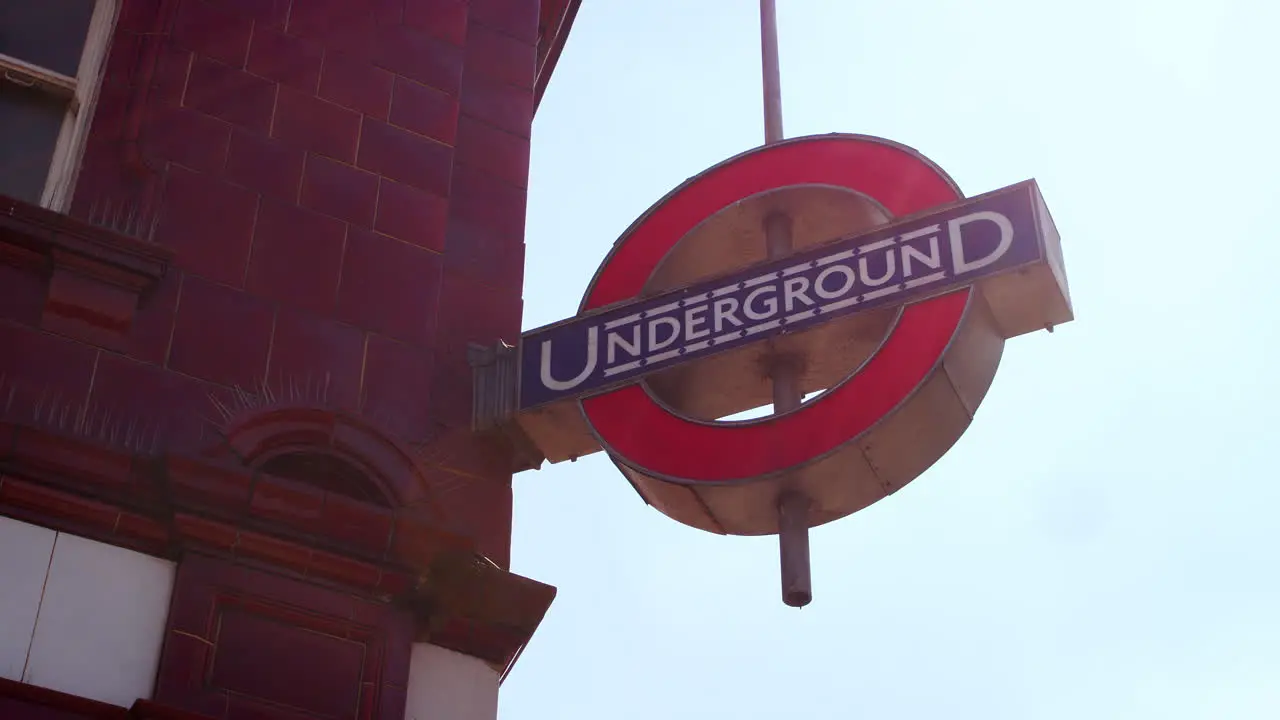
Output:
1030 181 1074 323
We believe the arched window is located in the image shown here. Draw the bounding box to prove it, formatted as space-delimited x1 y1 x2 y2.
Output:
222 407 433 511
258 451 391 507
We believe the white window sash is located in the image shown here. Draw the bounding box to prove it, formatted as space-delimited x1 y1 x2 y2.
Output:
9 0 123 212
0 52 78 100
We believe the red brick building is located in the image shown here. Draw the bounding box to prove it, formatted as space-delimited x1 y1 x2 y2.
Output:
0 1 579 718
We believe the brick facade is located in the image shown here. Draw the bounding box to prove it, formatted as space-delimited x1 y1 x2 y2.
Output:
58 0 539 563
0 0 578 717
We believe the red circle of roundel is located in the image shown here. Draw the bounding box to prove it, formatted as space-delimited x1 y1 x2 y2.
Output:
581 135 968 484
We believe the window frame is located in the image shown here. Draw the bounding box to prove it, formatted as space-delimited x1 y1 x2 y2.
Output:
0 0 119 211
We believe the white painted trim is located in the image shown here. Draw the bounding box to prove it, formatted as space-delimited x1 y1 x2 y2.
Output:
22 530 176 708
405 643 500 720
0 517 56 682
0 54 77 98
39 0 121 211
0 516 176 708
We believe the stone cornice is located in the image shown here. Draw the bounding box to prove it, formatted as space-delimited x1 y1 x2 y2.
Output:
0 194 172 350
0 194 170 292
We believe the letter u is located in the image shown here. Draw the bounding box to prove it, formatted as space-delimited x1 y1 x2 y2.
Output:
539 326 599 391
858 249 897 287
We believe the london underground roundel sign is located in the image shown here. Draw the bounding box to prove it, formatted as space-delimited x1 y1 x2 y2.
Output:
476 133 1071 547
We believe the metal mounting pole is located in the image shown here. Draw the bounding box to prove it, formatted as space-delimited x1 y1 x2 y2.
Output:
760 0 784 144
778 491 812 607
760 0 811 608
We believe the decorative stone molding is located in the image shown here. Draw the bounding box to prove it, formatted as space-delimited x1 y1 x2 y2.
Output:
0 418 555 676
0 194 170 351
218 405 436 511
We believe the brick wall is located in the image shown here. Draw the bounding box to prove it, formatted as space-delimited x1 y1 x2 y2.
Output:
0 0 539 567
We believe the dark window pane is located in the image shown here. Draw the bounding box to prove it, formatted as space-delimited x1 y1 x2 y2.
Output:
0 83 65 203
259 452 393 507
0 0 95 77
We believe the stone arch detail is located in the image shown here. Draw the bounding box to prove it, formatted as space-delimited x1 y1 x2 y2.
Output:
222 405 437 513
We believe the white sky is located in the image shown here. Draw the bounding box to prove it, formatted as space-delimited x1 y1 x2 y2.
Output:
507 1 1280 718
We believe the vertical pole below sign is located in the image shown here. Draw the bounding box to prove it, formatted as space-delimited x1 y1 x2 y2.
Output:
778 492 813 607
